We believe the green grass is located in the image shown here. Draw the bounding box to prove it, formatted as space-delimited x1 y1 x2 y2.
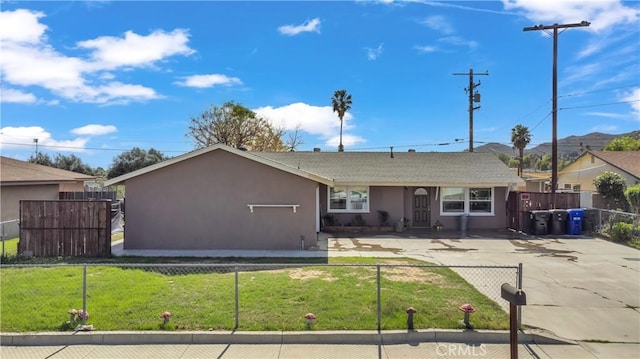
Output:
0 257 508 332
1 238 18 256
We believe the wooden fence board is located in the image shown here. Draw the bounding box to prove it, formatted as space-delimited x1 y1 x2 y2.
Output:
19 200 111 257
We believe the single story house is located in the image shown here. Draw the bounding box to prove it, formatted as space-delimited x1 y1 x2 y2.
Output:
0 156 96 238
558 150 640 207
104 145 524 251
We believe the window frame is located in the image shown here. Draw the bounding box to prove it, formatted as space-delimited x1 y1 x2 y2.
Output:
327 186 370 213
440 187 494 216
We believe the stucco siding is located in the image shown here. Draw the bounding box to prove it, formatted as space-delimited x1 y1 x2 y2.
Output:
1 184 59 238
124 150 318 250
559 156 639 192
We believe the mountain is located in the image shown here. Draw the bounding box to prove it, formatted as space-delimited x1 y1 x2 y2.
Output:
475 130 640 160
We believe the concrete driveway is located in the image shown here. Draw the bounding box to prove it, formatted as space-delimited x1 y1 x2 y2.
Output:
327 231 640 345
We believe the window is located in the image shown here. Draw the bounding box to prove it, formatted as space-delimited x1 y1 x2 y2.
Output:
442 188 465 213
328 186 369 212
441 187 493 215
572 184 581 191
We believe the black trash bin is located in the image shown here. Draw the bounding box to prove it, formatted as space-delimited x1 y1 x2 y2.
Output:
567 209 585 235
549 209 568 235
529 210 550 235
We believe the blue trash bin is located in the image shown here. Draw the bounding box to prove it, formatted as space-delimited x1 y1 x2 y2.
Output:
566 209 585 235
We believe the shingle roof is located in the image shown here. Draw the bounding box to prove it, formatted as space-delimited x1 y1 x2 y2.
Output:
254 151 523 186
589 151 640 178
1 156 95 185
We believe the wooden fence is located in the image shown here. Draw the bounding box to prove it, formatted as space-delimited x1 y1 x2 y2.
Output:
507 192 580 233
19 200 111 257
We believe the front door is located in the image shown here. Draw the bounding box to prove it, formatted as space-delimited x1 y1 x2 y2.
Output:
413 188 431 227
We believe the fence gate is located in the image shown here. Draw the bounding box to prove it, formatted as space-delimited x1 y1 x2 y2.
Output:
19 200 111 257
507 192 580 233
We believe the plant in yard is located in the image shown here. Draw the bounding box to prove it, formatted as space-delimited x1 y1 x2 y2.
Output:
160 311 172 329
305 313 316 329
459 304 475 329
61 309 91 331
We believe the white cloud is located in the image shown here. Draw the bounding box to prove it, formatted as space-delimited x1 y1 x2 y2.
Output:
414 45 438 54
1 89 37 103
71 124 117 136
0 126 88 152
77 29 195 70
253 102 364 148
620 87 640 118
502 0 639 32
419 15 455 34
438 36 478 50
366 43 384 60
0 9 47 44
0 8 194 105
278 18 321 36
175 74 243 88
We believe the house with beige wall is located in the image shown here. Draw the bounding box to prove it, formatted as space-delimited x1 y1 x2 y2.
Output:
104 145 524 251
0 156 96 238
558 151 640 207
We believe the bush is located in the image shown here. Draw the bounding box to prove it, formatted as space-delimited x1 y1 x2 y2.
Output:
609 222 635 242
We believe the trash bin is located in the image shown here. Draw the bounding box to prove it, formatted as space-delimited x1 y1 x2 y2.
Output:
549 209 568 235
529 210 550 235
459 213 470 232
567 208 585 235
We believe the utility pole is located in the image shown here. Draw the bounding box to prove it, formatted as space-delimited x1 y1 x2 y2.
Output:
453 68 488 152
33 138 39 156
523 21 590 194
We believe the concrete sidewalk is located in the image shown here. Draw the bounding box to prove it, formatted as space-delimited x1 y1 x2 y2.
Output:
2 329 630 359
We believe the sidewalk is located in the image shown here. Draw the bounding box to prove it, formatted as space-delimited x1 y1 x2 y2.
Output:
3 329 631 359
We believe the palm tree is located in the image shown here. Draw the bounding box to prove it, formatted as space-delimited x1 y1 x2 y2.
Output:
511 124 532 176
331 89 352 152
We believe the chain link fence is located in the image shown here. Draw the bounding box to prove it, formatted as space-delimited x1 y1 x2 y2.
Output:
583 208 639 235
0 263 520 333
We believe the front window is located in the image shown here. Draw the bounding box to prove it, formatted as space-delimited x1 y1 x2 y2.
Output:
442 187 465 213
328 186 369 212
441 187 493 215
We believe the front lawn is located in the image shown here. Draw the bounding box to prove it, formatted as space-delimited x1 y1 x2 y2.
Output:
0 257 508 332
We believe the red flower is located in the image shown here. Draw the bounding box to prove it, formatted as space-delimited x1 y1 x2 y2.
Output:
305 313 316 320
161 311 172 319
459 304 476 313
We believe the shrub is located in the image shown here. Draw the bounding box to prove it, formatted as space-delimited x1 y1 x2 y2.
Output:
625 184 640 214
609 222 634 243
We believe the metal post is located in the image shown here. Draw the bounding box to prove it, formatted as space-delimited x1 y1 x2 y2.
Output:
82 265 87 325
510 303 518 359
377 265 381 333
235 266 239 330
517 263 523 330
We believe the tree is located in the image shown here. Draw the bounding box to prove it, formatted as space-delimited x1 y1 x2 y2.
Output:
624 184 640 214
187 101 286 151
54 154 94 175
603 136 640 151
593 171 626 202
511 124 531 176
331 89 352 152
107 147 168 179
28 152 54 167
495 152 511 166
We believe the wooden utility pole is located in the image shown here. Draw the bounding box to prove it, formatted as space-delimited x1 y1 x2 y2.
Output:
453 69 488 152
523 21 590 194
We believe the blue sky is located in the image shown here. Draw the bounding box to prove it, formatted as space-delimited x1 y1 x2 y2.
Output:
1 0 639 169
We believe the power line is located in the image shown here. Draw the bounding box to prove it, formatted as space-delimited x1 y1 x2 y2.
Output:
559 99 640 111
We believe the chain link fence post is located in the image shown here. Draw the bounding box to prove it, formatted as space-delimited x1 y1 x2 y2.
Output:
517 263 523 330
82 265 88 325
376 264 381 333
234 266 239 330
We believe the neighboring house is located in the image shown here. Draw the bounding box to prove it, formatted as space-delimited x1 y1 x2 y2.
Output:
520 172 551 192
0 156 96 238
104 145 523 251
558 151 640 207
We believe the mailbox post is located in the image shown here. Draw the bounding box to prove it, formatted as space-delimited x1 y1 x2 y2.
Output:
501 283 527 359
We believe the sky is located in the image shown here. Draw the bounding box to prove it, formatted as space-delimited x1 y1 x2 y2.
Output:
1 0 639 169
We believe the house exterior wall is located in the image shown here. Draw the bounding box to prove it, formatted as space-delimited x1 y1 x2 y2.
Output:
558 155 639 192
124 150 319 250
59 181 88 192
0 184 59 238
319 185 405 227
430 186 508 230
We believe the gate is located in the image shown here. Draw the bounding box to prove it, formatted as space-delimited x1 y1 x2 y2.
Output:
507 192 580 232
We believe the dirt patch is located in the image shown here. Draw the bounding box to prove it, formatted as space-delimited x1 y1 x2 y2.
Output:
430 239 478 252
509 240 579 262
382 267 448 285
287 268 337 282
